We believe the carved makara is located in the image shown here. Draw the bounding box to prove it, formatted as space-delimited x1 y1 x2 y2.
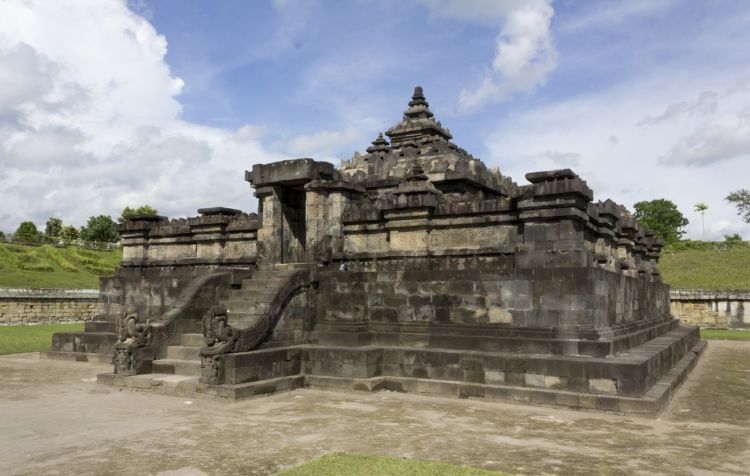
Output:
201 304 238 354
200 304 273 357
116 310 152 348
114 345 153 376
199 270 311 384
200 355 223 385
113 310 156 375
114 347 132 374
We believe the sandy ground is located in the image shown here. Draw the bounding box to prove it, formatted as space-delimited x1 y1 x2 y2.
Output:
1 341 748 476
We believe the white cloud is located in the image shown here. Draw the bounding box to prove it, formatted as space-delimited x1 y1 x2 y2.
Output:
484 72 750 241
418 0 556 112
0 0 289 232
659 112 750 166
462 1 556 112
637 91 718 126
417 0 527 24
521 150 581 169
560 0 676 33
284 127 367 159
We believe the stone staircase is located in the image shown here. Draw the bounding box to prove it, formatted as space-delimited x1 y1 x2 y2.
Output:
222 268 299 323
146 267 302 378
151 332 204 376
45 319 118 363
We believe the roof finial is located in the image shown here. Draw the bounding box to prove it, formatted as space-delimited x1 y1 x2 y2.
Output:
410 86 426 106
366 132 390 154
404 86 433 119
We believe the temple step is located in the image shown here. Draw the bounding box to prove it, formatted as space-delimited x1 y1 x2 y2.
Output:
229 287 279 298
42 351 113 364
152 359 201 376
249 269 296 281
51 331 118 354
222 301 271 314
181 333 205 347
239 278 290 291
165 345 201 361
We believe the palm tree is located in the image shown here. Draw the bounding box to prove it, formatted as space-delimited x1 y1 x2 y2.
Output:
694 203 708 240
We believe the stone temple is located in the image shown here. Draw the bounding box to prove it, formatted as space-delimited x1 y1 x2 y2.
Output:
52 87 705 413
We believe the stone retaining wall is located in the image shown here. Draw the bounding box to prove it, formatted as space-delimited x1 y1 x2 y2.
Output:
4 286 748 329
0 288 99 325
670 289 749 328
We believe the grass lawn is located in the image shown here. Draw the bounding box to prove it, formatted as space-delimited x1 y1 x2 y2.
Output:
0 243 121 288
0 323 84 355
660 247 750 289
700 329 750 341
278 454 504 476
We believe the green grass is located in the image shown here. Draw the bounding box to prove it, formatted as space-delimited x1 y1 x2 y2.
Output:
0 323 84 355
660 247 750 289
701 329 750 341
277 454 505 476
0 243 121 288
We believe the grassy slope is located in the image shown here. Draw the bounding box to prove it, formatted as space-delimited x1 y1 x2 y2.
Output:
278 454 505 476
0 323 84 355
0 243 121 289
700 329 750 341
659 247 750 289
0 242 748 291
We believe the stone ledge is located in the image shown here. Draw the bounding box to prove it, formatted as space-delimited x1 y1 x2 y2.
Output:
98 372 307 400
302 339 705 414
671 289 750 300
97 341 705 415
0 288 99 300
43 351 113 364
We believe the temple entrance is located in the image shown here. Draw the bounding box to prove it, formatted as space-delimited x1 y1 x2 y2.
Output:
279 186 306 263
248 159 336 266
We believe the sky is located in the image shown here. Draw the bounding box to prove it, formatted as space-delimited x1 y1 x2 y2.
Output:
0 0 749 240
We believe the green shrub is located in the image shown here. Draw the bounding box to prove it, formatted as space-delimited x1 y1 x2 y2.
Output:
40 245 79 272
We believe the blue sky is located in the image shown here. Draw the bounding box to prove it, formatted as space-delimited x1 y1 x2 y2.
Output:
1 0 749 239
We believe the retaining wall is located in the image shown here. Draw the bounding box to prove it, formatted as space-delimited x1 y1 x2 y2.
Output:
0 288 99 325
670 289 749 328
2 286 748 330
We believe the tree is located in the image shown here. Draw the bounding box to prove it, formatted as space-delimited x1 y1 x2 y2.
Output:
693 202 708 240
60 225 79 242
45 217 63 239
14 221 40 243
0 231 5 242
724 233 744 248
79 215 119 243
118 205 158 223
633 199 689 245
726 189 750 223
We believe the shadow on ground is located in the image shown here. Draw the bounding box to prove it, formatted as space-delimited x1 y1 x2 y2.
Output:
0 341 748 475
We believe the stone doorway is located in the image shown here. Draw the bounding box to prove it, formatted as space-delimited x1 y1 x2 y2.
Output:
279 186 306 263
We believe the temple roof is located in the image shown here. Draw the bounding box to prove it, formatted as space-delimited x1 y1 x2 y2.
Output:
339 86 516 197
385 86 453 148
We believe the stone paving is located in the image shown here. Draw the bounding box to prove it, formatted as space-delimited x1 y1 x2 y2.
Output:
1 341 748 475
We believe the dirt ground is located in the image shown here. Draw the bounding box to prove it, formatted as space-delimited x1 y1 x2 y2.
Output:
1 341 748 476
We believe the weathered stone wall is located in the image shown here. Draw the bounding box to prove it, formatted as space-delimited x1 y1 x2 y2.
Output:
671 290 749 328
266 290 310 347
0 288 99 325
314 264 671 348
99 266 241 322
119 209 258 267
